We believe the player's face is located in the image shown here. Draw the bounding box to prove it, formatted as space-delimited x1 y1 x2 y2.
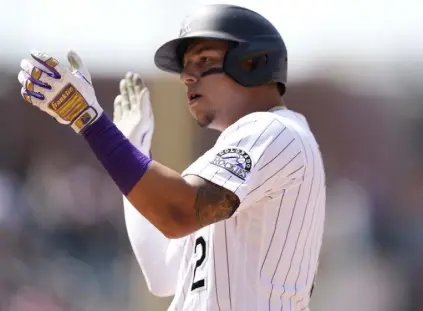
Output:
180 40 250 130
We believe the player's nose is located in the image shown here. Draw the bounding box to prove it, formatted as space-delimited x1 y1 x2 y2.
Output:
180 68 199 85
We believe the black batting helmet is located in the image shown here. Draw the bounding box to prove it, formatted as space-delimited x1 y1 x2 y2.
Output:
154 4 288 95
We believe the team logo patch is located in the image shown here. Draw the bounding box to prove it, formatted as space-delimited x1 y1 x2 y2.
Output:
210 148 252 180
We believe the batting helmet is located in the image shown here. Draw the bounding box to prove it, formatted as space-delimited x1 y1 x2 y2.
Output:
154 4 288 95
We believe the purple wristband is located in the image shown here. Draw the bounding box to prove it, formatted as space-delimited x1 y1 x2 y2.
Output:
82 113 152 195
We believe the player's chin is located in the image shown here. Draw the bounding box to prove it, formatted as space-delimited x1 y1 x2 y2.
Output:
189 108 214 128
196 117 214 128
188 102 203 117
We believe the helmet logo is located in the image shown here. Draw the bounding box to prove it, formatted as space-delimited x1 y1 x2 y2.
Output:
179 25 191 37
179 17 193 37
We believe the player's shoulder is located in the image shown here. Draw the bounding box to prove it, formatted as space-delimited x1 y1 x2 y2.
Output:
220 108 310 141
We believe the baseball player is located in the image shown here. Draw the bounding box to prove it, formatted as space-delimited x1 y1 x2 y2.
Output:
17 4 326 311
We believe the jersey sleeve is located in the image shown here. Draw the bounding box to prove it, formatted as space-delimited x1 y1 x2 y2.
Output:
123 196 186 296
181 112 307 214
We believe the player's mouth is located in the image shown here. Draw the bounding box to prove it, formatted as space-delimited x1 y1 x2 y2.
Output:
187 92 202 105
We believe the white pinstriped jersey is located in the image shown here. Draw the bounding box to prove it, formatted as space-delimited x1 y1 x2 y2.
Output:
168 108 326 311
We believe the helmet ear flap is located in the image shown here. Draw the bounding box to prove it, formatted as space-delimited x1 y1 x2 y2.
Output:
239 55 267 73
223 43 276 87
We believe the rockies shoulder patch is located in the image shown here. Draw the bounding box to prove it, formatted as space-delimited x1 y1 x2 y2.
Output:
210 148 252 180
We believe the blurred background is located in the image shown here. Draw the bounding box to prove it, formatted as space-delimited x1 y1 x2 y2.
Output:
0 0 422 310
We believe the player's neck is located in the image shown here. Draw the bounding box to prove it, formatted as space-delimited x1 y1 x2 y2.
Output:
243 96 286 116
211 98 285 132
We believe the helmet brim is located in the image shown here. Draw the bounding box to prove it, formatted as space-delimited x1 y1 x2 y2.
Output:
154 31 244 74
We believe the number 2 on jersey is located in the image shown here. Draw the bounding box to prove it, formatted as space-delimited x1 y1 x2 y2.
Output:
191 236 207 291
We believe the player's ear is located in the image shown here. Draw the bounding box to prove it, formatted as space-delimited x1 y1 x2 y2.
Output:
67 50 92 85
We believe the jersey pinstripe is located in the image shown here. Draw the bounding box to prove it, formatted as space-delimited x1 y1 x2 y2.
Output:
167 108 326 311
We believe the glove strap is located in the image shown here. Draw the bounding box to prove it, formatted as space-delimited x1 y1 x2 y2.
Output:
71 107 101 133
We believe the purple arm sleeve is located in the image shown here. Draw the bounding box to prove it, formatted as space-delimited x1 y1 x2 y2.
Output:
82 112 152 195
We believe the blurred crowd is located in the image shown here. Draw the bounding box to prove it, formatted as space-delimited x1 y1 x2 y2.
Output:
0 65 423 311
0 144 134 310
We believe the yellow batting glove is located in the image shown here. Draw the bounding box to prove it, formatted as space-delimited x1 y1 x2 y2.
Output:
18 49 103 133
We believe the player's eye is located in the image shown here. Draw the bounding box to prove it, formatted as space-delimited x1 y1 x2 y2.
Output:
199 56 211 63
183 57 211 69
198 56 221 69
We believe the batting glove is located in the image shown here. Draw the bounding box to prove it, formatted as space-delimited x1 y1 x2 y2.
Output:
113 72 154 156
18 49 103 133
